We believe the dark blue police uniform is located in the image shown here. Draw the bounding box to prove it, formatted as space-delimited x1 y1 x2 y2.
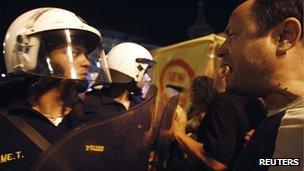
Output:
84 90 144 120
0 99 96 171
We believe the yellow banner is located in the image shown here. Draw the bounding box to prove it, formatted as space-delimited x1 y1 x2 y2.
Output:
151 34 225 112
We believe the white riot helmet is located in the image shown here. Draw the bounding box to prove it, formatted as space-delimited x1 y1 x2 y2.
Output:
106 42 155 85
3 8 111 84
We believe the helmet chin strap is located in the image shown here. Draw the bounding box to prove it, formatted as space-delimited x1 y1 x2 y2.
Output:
60 80 86 120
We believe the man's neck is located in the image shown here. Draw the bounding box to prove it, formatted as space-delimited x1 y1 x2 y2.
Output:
30 88 71 118
267 46 304 110
264 87 302 111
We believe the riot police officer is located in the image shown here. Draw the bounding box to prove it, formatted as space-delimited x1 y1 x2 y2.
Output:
84 42 155 120
0 7 109 170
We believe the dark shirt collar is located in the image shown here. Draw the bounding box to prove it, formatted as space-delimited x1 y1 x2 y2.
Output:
86 90 143 108
85 90 117 105
99 95 118 105
100 94 143 108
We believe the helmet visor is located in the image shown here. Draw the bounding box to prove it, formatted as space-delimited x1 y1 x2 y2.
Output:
23 29 111 84
87 48 112 87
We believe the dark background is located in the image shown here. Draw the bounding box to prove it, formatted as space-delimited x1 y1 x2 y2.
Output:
0 0 242 74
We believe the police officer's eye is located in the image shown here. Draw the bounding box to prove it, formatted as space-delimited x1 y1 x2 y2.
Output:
72 48 85 57
72 51 80 57
71 47 87 57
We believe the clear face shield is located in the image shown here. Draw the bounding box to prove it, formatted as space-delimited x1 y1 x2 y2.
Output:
87 47 112 88
16 29 111 85
136 58 155 98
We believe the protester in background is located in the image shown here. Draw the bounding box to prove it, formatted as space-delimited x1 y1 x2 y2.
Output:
186 76 216 134
172 59 267 170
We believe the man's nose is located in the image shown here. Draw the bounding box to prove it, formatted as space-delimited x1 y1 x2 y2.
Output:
216 42 228 59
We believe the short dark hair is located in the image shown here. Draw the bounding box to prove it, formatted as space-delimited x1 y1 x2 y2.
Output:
190 76 216 110
251 0 303 38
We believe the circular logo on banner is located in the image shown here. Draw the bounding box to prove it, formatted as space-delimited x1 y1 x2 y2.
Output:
159 59 195 108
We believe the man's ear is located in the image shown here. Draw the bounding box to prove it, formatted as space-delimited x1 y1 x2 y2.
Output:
219 65 230 78
275 17 302 56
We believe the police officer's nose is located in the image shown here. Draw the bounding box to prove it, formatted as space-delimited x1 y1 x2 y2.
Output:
80 54 91 68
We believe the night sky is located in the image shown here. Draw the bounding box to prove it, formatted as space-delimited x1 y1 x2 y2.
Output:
0 0 242 74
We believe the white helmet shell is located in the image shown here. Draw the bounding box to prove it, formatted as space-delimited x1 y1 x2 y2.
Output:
3 7 101 74
107 42 154 83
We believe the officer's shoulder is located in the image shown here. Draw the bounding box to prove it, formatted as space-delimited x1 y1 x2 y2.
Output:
214 93 253 104
0 109 18 129
211 92 239 103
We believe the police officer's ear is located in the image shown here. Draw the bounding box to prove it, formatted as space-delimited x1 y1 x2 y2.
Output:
275 17 302 57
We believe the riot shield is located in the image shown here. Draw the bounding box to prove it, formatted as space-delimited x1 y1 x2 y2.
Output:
32 85 157 171
150 88 179 170
152 88 179 141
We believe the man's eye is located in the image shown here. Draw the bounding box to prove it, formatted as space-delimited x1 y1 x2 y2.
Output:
228 33 235 39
